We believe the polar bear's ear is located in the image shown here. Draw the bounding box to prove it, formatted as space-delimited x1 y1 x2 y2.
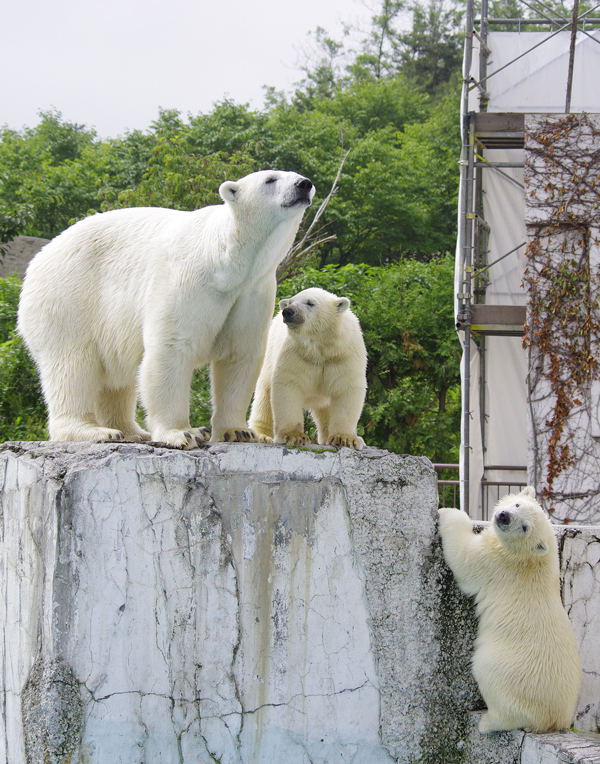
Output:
279 298 290 310
219 180 239 203
522 486 536 498
335 297 350 313
534 540 549 555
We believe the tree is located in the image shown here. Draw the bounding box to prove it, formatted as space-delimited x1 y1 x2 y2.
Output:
297 0 464 99
398 0 464 94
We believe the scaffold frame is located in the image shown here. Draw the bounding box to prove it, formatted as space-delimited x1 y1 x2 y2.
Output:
456 0 600 514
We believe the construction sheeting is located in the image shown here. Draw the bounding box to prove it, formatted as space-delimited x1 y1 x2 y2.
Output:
458 29 600 517
476 31 600 113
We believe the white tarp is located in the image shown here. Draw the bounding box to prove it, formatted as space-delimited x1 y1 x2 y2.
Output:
459 28 600 517
479 30 600 113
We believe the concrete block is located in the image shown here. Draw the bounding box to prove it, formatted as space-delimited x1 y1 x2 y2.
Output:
0 441 598 763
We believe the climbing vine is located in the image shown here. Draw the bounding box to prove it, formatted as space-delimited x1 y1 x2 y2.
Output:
523 113 600 520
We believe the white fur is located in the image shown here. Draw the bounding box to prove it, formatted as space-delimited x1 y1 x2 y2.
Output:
248 287 367 449
438 488 581 733
18 170 314 448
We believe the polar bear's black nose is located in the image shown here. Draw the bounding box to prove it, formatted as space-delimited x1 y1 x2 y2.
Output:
495 510 511 527
282 306 296 321
296 178 313 193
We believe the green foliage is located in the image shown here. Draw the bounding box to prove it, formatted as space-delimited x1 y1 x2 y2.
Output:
0 274 20 343
0 198 33 259
102 132 259 212
241 81 461 266
277 256 460 462
189 366 212 431
397 0 464 95
0 276 47 441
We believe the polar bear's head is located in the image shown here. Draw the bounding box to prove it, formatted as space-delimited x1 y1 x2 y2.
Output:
492 486 555 557
278 288 351 334
219 170 314 219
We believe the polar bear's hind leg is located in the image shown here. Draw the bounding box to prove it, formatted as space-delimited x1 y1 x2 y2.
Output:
41 349 126 442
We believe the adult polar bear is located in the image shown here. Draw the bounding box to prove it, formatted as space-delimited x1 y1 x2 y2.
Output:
18 170 314 448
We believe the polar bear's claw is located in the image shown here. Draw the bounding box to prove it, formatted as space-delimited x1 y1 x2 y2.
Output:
327 433 364 450
276 429 310 447
152 429 209 449
93 427 125 442
217 428 258 443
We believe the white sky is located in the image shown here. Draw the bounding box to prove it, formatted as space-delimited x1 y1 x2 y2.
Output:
1 0 370 138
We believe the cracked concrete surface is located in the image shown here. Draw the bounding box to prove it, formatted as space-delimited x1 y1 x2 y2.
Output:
0 442 598 763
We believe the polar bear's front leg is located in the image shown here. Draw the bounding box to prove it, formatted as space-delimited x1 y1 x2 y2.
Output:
323 384 366 450
209 354 262 442
209 285 276 443
139 350 208 449
438 508 487 596
247 366 275 443
271 386 310 447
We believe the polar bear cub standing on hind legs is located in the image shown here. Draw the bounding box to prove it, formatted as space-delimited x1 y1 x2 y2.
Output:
438 488 581 733
18 170 314 448
248 287 367 450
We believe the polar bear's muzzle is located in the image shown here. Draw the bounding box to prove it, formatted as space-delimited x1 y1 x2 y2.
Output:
282 305 305 326
494 510 512 530
282 178 314 208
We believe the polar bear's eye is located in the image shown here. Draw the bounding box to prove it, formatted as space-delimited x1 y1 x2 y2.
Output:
265 177 278 184
305 300 315 307
515 503 519 507
521 524 529 532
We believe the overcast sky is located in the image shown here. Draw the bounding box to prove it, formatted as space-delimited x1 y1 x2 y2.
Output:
1 0 371 138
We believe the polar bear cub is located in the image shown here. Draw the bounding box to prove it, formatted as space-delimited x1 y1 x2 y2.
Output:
438 488 581 733
18 170 314 448
248 287 367 450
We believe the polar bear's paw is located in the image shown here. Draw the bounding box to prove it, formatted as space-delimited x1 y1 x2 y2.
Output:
94 427 126 442
478 711 516 733
210 427 257 443
119 424 152 442
327 433 364 450
255 433 274 444
50 421 126 442
189 426 211 443
275 429 310 447
153 428 210 449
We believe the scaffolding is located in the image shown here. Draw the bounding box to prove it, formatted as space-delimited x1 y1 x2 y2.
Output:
455 0 600 517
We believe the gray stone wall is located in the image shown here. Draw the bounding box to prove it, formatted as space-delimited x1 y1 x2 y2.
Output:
0 442 597 763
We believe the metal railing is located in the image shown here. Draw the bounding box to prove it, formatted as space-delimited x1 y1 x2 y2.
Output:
434 463 528 518
481 465 527 520
433 464 460 508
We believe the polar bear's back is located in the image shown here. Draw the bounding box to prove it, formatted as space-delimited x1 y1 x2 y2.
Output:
23 207 191 290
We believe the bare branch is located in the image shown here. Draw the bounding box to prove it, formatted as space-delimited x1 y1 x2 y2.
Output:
277 149 351 282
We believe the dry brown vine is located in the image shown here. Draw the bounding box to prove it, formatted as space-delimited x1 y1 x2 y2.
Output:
523 113 600 518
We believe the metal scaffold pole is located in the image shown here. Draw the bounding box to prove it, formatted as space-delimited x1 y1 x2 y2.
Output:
458 0 475 513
